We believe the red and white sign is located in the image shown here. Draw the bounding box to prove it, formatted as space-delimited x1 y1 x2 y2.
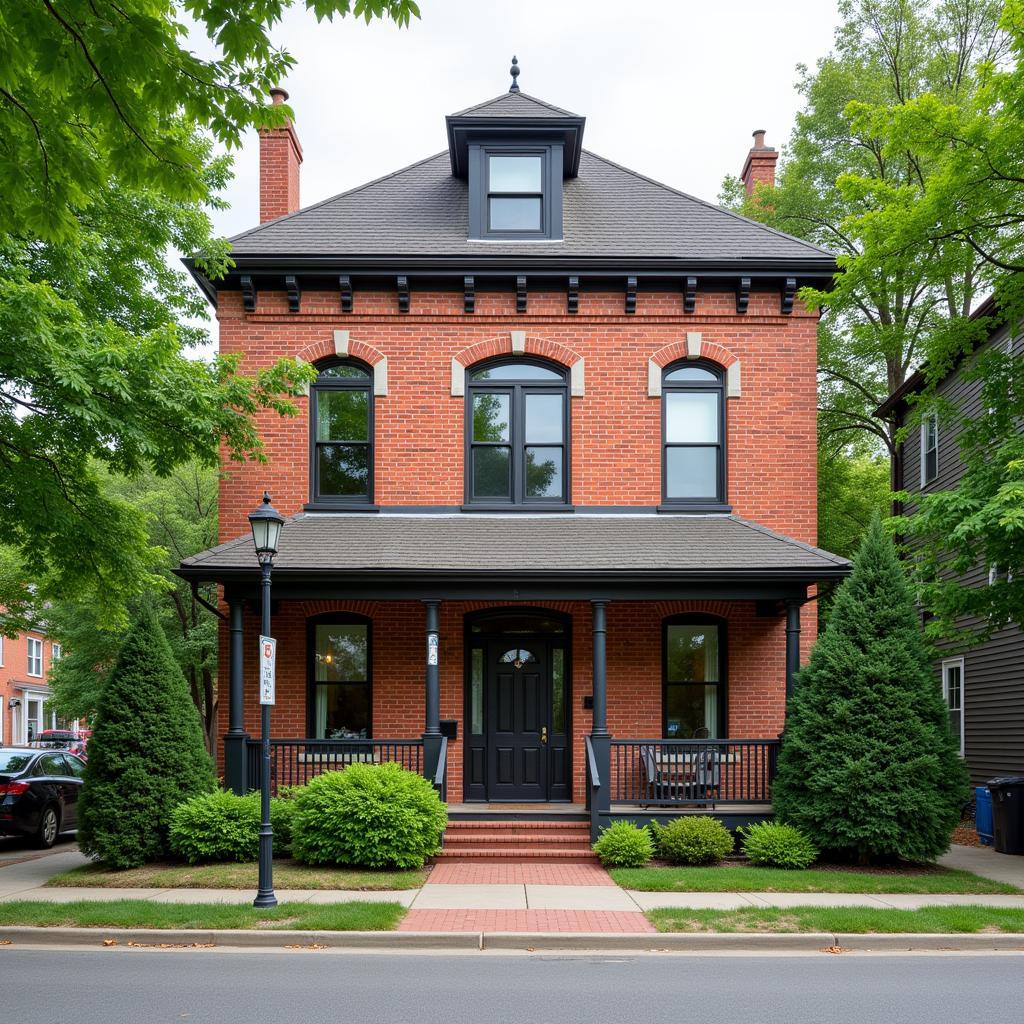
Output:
259 635 276 705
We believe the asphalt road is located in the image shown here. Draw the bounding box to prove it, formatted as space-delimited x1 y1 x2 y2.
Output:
3 949 1023 1024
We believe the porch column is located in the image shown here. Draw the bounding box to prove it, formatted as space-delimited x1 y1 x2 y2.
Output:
785 599 802 701
223 596 249 795
590 600 611 826
422 600 443 787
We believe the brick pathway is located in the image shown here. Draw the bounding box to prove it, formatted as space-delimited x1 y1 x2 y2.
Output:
398 909 657 933
428 862 615 885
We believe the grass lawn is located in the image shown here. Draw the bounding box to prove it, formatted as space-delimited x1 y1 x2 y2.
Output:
647 905 1024 934
0 899 404 931
46 859 427 891
610 865 1019 895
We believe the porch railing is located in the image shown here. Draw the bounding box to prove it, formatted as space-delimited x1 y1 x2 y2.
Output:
609 739 779 807
244 738 424 795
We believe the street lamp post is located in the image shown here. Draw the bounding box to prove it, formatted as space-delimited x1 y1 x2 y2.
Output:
248 492 284 910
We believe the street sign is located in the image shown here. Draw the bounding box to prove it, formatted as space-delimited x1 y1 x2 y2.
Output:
259 635 276 705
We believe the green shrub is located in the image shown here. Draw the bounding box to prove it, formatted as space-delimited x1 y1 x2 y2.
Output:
291 763 447 869
169 790 259 864
738 821 818 869
78 608 215 869
652 817 734 865
592 821 653 867
773 519 969 863
168 790 301 865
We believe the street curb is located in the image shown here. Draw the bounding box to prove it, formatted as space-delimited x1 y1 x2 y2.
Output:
2 927 1024 953
0 927 480 950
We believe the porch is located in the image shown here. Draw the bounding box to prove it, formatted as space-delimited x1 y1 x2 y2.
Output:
176 512 850 837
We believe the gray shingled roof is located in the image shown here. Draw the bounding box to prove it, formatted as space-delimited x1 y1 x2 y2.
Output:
230 150 832 262
179 514 849 577
450 91 579 118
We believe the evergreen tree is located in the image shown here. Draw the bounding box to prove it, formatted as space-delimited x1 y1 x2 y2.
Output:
773 518 968 863
78 607 215 868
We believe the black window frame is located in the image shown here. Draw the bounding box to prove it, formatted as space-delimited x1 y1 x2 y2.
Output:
468 143 564 241
465 358 571 509
309 358 374 507
661 360 727 510
662 614 727 739
306 613 373 740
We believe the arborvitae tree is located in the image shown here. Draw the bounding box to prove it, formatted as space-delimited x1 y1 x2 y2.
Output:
773 518 969 864
78 606 215 868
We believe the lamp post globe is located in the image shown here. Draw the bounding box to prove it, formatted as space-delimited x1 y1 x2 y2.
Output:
248 491 284 910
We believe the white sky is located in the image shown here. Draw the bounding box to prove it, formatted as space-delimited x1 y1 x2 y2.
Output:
193 0 841 345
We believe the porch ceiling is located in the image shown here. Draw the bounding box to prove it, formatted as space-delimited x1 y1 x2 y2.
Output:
176 513 849 594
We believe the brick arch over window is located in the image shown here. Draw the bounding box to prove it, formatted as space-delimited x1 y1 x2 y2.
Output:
297 330 388 395
647 334 741 398
451 333 585 397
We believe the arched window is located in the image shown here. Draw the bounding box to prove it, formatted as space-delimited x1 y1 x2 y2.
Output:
662 361 725 505
466 358 569 506
663 615 725 738
308 614 371 739
310 360 373 504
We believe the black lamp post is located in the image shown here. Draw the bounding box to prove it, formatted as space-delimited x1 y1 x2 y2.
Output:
248 491 284 910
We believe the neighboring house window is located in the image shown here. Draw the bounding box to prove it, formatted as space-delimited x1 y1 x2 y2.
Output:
310 360 373 504
26 637 43 677
664 616 725 738
662 362 726 505
51 643 61 662
469 145 563 240
309 616 371 739
942 658 965 756
921 413 939 486
466 359 569 506
0 634 4 666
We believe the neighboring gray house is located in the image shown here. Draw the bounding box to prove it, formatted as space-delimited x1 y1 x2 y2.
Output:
877 299 1023 787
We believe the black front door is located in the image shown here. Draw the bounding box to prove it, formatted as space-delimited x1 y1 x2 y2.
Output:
486 641 549 802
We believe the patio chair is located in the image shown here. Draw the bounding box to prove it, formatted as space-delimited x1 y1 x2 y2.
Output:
686 745 721 808
639 744 684 807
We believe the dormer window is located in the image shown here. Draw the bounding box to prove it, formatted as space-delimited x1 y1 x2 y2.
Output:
468 144 563 240
488 154 544 231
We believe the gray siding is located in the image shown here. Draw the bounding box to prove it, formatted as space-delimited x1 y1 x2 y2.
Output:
898 327 1024 787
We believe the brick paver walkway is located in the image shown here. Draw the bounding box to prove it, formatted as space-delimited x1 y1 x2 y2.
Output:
398 909 657 933
428 862 614 885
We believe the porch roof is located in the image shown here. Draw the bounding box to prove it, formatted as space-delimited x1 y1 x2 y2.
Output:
177 513 849 590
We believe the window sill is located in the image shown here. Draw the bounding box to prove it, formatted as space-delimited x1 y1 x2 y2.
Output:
460 504 576 514
303 503 380 513
657 503 733 515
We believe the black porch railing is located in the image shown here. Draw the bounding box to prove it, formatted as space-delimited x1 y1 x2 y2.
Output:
609 739 779 807
244 738 425 795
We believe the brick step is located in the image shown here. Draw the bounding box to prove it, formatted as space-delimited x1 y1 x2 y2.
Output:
444 831 592 846
444 820 590 831
434 847 599 861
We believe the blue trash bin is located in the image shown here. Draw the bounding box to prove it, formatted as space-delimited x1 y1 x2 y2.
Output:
975 786 994 846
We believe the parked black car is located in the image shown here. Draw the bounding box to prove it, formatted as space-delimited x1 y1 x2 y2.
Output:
0 748 86 848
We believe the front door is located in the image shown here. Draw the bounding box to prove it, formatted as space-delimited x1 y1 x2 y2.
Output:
486 641 549 801
464 630 571 803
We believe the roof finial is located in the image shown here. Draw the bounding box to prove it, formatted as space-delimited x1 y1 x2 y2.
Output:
509 55 520 93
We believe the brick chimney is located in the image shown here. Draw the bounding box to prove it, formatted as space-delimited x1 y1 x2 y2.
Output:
259 87 303 223
740 129 777 197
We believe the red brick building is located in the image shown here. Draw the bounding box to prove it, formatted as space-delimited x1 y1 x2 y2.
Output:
0 627 63 747
179 70 848 832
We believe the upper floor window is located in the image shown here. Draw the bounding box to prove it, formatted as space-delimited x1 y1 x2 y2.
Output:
662 362 725 506
51 643 62 662
920 413 938 486
311 360 373 505
942 657 964 756
27 637 43 677
469 145 563 240
466 359 569 506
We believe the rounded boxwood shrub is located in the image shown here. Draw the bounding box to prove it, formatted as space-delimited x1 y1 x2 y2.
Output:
168 790 300 864
169 790 259 864
291 763 447 869
652 816 734 865
592 821 653 867
738 821 817 869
